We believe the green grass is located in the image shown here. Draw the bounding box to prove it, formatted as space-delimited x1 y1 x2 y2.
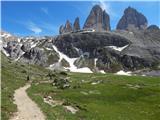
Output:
27 72 160 120
2 51 160 120
1 52 50 120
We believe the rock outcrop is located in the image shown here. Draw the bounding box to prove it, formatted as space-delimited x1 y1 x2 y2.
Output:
73 17 80 32
5 41 23 59
83 5 110 31
116 7 148 30
55 32 130 58
21 43 31 52
20 47 48 66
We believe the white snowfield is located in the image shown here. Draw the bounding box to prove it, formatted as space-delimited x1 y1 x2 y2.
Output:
107 45 129 51
116 70 132 76
31 41 39 48
52 45 93 73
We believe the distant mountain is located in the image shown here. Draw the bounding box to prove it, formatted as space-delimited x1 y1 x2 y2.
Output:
1 5 160 76
116 7 148 30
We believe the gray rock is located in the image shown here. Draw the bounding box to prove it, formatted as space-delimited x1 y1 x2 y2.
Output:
21 43 31 52
116 6 148 30
5 41 23 59
83 5 110 31
55 32 130 58
64 20 72 33
73 17 80 32
20 47 48 66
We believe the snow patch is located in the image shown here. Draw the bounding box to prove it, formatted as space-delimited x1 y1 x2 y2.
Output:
107 45 129 51
14 52 25 61
52 45 92 73
17 38 21 43
46 47 52 51
30 41 39 48
94 58 98 67
100 70 105 74
116 70 132 76
73 47 79 53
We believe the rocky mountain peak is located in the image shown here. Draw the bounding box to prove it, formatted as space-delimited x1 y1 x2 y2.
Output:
64 20 73 33
116 6 148 30
59 20 73 34
83 4 110 31
73 17 80 32
91 4 102 12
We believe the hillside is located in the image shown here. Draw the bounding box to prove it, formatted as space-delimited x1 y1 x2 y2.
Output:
1 52 50 120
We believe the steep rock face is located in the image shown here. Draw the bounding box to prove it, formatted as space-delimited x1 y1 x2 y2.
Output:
21 43 31 52
116 7 148 30
59 20 73 34
114 28 160 70
64 20 73 33
83 5 110 31
5 41 23 59
73 17 80 32
55 29 160 71
96 48 122 72
55 32 130 58
20 47 48 66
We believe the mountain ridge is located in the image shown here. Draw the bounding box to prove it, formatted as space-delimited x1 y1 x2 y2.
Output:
1 5 160 75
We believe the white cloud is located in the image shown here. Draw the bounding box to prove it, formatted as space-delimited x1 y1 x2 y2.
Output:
40 22 58 34
41 7 49 15
99 0 110 11
92 0 117 18
27 21 42 34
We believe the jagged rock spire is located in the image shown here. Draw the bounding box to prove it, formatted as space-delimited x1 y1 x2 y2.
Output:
116 6 148 30
83 5 110 31
73 17 80 31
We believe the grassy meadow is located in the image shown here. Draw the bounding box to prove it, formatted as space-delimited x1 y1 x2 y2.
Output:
27 72 160 120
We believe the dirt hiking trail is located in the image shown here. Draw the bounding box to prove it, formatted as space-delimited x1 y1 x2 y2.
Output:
10 84 45 120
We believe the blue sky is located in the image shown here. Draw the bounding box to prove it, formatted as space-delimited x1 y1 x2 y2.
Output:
1 1 160 36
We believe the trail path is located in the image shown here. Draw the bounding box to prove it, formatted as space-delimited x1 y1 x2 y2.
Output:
10 84 45 120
